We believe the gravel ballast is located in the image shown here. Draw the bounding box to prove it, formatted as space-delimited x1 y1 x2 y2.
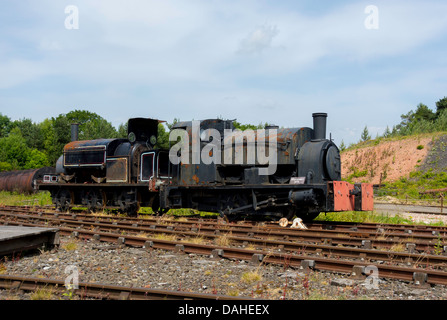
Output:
1 235 447 300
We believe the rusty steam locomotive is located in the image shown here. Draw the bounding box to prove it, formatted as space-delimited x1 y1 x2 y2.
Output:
1 113 373 221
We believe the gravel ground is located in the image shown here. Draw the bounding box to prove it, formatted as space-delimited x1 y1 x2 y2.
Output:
419 134 447 173
1 235 447 300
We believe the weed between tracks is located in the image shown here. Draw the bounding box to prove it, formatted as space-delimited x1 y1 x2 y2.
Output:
61 239 78 251
214 232 232 246
30 287 54 300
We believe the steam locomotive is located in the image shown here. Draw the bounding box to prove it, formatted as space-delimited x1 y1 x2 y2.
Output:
8 113 374 221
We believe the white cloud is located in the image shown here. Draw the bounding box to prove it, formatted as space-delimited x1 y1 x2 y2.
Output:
237 23 279 54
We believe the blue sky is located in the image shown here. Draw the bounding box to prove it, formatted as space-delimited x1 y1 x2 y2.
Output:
1 0 446 146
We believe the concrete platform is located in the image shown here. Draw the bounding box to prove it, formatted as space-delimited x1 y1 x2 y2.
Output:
0 226 59 256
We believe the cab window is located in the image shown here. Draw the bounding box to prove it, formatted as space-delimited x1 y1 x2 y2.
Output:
140 152 155 181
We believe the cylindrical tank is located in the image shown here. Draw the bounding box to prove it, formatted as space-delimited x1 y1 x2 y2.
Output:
0 167 55 194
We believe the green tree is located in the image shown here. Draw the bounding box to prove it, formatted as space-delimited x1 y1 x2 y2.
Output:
156 123 170 149
42 110 120 165
11 118 45 150
65 110 117 140
117 122 128 139
166 118 180 130
0 128 48 170
361 126 371 141
383 126 391 138
413 103 436 122
24 149 49 169
436 97 447 117
82 118 117 140
232 120 268 131
0 128 28 169
0 113 11 138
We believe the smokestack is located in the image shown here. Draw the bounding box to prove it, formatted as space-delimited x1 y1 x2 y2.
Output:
312 113 327 140
71 123 79 141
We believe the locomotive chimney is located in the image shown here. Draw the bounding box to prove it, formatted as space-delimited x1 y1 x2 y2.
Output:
312 113 327 140
71 123 79 141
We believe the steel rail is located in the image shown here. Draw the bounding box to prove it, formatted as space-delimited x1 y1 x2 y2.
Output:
2 218 447 286
4 205 447 236
0 274 252 300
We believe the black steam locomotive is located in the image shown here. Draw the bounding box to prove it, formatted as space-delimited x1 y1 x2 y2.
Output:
37 118 167 215
158 113 373 221
35 113 372 221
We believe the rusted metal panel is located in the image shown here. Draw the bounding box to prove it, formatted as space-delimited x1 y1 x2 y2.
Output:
64 145 106 167
63 139 129 168
221 127 311 166
64 139 115 151
333 181 355 211
332 181 373 212
361 183 374 211
106 158 128 183
0 167 55 194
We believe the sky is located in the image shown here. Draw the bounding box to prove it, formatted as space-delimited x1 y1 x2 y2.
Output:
0 0 446 146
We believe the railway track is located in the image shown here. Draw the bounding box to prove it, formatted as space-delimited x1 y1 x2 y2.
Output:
0 274 251 300
2 208 447 254
5 204 447 236
2 206 447 287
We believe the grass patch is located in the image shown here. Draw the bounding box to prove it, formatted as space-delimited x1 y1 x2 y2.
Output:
240 270 263 284
138 206 218 218
0 191 52 206
377 168 447 200
316 211 415 225
61 240 78 251
30 287 54 300
152 233 177 241
182 235 207 245
0 262 6 274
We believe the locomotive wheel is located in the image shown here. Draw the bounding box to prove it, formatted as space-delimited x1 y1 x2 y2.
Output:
56 189 73 212
117 190 140 216
86 190 106 213
126 204 140 217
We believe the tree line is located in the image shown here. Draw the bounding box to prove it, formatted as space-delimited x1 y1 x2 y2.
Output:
340 96 447 151
0 110 269 171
